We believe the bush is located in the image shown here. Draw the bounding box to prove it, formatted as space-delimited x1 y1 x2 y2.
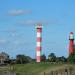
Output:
16 55 32 64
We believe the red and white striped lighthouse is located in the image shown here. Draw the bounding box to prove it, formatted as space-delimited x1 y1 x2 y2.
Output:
69 32 74 54
36 25 42 62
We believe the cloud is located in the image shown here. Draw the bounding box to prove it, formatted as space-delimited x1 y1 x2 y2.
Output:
13 40 29 45
0 29 17 37
18 19 63 26
0 29 16 36
19 20 49 25
8 9 31 16
0 38 6 44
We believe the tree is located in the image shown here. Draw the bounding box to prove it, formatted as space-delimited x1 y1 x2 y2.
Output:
16 55 32 64
60 56 67 62
41 54 46 62
68 50 75 64
56 56 67 63
48 53 56 62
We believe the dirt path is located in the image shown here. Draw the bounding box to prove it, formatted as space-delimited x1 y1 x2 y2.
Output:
0 72 16 75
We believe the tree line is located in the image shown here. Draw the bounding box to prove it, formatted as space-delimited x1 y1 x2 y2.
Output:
1 50 75 65
9 53 67 64
12 50 75 64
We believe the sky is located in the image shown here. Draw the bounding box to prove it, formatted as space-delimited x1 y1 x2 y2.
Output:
0 0 75 58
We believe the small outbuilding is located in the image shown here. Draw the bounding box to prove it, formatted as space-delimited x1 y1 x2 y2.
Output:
0 52 9 65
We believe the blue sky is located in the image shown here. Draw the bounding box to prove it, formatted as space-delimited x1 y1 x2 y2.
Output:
0 0 75 58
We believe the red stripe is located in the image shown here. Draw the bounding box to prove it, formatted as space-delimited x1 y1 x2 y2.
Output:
36 47 41 51
36 56 41 62
37 38 42 42
69 40 74 54
37 28 42 32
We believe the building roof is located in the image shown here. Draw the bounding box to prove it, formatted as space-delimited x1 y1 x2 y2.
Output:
0 52 9 59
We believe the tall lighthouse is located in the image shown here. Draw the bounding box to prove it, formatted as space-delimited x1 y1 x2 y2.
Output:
69 32 74 54
36 25 42 62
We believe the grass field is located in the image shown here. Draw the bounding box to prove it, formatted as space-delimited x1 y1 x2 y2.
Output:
11 63 68 75
0 62 72 75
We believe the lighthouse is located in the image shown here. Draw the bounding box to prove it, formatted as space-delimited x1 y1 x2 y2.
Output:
36 25 42 62
69 32 74 54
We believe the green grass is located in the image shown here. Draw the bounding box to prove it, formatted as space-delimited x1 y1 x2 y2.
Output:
0 63 69 75
11 62 67 75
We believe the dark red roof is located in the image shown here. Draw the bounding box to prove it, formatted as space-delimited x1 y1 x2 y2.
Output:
70 32 73 34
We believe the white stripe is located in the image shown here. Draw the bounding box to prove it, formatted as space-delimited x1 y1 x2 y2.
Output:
37 51 41 56
36 25 42 28
37 42 41 46
37 32 41 37
70 34 74 39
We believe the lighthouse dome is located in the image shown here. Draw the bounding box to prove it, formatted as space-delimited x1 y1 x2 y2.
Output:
69 32 74 40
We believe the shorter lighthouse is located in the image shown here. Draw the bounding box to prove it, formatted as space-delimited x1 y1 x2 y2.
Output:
36 25 42 62
69 32 74 54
